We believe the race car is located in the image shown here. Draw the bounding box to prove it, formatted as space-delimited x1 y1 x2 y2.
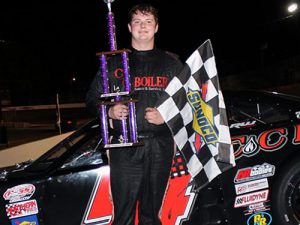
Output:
0 89 300 225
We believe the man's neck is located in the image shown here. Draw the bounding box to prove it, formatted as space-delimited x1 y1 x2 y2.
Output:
131 40 155 51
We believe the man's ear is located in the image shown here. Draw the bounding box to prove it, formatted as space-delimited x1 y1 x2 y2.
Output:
155 24 158 33
128 23 132 32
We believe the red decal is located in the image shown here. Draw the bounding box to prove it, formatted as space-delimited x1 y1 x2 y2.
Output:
83 163 197 224
232 136 246 158
83 166 113 224
134 76 169 88
113 68 125 87
3 184 36 203
113 68 123 79
293 124 300 144
232 127 292 159
194 134 201 152
235 168 251 181
259 128 287 151
161 174 197 225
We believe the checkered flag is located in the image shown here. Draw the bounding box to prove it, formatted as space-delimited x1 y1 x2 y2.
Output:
156 39 235 190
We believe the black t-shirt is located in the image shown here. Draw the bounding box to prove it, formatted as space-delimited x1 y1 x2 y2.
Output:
85 47 183 135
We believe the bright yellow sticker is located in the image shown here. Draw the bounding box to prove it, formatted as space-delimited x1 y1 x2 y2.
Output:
187 90 218 145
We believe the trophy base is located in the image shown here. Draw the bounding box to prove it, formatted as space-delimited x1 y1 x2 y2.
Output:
104 141 144 149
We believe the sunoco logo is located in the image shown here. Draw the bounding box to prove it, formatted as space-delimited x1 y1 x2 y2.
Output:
187 89 218 145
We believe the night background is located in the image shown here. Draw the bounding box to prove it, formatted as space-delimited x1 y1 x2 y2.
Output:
1 0 300 106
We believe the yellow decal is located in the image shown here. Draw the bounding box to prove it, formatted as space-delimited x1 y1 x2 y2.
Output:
19 222 36 225
187 90 218 145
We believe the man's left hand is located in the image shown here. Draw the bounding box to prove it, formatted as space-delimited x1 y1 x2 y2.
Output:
144 107 164 125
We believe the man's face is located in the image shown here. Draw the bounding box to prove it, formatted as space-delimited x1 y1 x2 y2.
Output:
128 10 158 42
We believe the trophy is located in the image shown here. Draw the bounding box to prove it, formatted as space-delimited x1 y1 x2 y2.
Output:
98 0 140 148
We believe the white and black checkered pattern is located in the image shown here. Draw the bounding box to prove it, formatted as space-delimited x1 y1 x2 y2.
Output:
156 39 235 190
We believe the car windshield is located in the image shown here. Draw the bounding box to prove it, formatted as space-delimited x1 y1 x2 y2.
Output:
225 90 300 125
26 119 104 171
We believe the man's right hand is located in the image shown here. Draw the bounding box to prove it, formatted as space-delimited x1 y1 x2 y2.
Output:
108 104 129 120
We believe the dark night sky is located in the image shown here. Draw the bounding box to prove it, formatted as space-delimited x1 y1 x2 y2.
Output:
1 0 299 104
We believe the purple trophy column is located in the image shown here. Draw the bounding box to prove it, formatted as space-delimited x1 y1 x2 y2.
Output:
108 10 128 143
107 12 117 51
122 51 137 143
100 54 109 144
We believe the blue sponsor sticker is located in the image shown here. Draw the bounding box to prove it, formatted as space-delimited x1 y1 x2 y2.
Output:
247 212 272 225
11 214 39 225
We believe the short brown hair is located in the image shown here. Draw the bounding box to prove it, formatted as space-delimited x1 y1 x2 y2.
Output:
128 3 159 24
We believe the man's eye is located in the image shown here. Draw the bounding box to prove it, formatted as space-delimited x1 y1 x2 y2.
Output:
148 20 156 25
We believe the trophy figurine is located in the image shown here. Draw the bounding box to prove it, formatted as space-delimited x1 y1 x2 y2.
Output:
97 0 140 148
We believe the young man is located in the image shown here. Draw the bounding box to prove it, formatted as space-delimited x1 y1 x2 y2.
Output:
86 3 182 225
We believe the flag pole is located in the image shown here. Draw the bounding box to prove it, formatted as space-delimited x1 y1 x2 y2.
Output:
56 93 62 134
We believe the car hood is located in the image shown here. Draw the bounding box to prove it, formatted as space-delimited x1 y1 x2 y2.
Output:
0 161 35 182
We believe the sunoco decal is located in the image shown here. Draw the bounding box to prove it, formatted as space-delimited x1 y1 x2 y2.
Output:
235 178 269 195
234 189 269 208
187 89 218 146
234 163 275 183
6 199 38 219
11 214 39 225
247 212 272 225
3 184 35 203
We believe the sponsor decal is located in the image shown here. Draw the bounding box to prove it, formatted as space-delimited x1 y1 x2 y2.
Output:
134 76 169 90
3 184 35 203
234 189 269 208
235 178 269 195
10 214 39 225
6 199 38 219
244 202 270 215
232 128 288 159
230 121 256 129
82 160 197 225
247 212 272 225
112 68 170 91
234 163 275 184
187 89 218 146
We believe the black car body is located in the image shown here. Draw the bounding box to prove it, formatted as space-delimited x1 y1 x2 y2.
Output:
1 90 300 225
